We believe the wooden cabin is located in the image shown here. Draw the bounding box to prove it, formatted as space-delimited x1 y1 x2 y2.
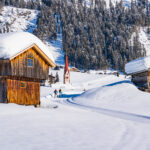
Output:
0 32 55 105
125 56 150 90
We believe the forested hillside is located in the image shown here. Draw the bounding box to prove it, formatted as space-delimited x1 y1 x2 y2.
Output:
0 0 150 71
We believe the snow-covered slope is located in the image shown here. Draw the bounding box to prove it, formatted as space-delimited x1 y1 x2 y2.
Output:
46 15 64 65
130 27 150 56
0 6 38 33
138 28 150 56
74 78 150 116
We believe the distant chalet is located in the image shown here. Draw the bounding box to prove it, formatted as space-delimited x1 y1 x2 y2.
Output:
125 56 150 90
0 32 55 105
70 67 80 72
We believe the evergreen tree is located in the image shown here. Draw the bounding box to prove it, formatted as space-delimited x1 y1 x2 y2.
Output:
55 72 59 83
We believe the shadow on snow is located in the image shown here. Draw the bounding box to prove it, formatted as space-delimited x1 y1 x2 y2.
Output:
60 94 81 98
67 99 150 124
105 80 132 87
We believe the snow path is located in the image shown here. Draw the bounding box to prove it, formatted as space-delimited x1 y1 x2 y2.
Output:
66 99 150 124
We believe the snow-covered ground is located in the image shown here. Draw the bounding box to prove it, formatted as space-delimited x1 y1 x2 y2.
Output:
40 70 150 150
1 69 150 150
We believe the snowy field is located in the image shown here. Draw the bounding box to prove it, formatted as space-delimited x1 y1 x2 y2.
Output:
1 70 150 150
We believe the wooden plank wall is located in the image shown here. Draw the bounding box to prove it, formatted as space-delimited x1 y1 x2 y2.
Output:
0 77 7 103
0 60 11 76
11 48 50 80
7 78 40 105
132 71 149 88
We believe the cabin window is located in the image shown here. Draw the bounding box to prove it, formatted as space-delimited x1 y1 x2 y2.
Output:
27 58 33 67
21 82 26 88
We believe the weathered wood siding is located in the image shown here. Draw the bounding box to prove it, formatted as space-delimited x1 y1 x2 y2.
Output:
7 78 40 105
0 60 11 76
132 71 149 88
0 77 7 103
11 47 50 80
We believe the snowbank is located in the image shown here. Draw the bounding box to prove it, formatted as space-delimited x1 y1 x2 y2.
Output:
74 79 150 116
125 56 150 74
0 32 55 62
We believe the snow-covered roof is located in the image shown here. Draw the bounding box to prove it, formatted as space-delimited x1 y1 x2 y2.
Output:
125 56 150 75
0 32 55 64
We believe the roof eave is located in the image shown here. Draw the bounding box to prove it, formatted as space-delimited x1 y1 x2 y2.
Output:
126 69 150 75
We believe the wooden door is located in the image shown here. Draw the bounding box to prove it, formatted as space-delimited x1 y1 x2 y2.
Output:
7 79 18 103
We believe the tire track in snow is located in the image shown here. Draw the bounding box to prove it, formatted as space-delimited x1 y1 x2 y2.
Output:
66 99 150 124
65 99 150 149
112 124 143 150
112 125 134 150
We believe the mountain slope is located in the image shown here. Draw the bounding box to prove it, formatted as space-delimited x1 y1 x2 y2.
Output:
138 28 150 56
0 6 38 33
